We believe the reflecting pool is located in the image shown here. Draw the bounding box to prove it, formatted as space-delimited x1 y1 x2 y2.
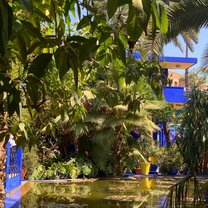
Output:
6 177 181 208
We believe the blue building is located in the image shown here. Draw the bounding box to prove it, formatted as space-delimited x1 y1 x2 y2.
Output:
133 52 198 146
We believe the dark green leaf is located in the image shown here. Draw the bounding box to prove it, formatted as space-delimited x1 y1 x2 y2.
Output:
99 33 111 43
64 0 70 16
50 0 56 20
151 9 157 40
54 47 70 79
67 35 87 43
17 33 27 63
7 3 13 40
58 18 65 39
142 0 151 16
34 8 52 23
77 15 92 30
82 3 96 13
0 103 3 115
107 0 118 19
79 38 97 64
127 6 143 41
117 0 131 7
0 1 13 56
21 21 44 41
68 49 79 88
64 0 76 17
27 41 42 54
72 64 78 89
28 53 52 78
20 0 33 13
118 34 126 64
159 4 168 33
151 2 168 34
0 73 12 92
140 0 151 31
152 2 161 30
27 76 41 106
7 89 21 116
100 25 114 33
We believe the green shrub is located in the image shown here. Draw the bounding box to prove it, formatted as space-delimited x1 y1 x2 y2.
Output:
23 146 40 179
158 145 185 175
30 164 46 180
30 157 98 180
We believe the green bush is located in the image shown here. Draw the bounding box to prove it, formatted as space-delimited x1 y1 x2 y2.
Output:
29 164 46 180
30 157 97 180
158 145 185 175
23 146 40 179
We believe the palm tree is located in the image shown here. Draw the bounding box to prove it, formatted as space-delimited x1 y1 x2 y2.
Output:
153 0 207 57
167 0 208 38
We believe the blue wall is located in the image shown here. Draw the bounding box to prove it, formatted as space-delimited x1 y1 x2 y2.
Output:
163 87 187 103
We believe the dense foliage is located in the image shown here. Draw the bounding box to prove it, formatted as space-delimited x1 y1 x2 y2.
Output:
177 87 208 175
2 2 208 206
0 0 175 182
0 0 170 123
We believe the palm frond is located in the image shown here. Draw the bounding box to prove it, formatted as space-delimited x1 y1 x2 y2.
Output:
73 121 91 137
168 0 208 39
142 100 167 110
202 44 208 67
172 37 183 52
84 112 109 128
112 104 159 137
90 127 115 172
113 104 128 112
114 100 167 112
137 23 164 57
101 116 121 129
149 0 201 54
91 127 115 147
125 113 159 137
151 28 199 56
180 31 199 52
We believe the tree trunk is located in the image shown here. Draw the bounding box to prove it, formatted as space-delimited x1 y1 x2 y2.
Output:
0 142 6 207
163 121 171 147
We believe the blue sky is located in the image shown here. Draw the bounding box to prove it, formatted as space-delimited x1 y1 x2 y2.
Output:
164 28 208 72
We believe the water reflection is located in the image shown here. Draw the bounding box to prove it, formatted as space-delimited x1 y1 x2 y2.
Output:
5 177 178 208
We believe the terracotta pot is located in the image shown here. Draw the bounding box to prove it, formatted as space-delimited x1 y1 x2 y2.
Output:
135 167 142 174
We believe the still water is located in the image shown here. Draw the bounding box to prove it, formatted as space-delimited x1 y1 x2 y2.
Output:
7 177 181 208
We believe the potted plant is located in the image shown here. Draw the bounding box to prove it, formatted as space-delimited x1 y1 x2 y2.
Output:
148 143 161 174
132 148 150 175
158 145 185 175
148 143 160 165
137 138 157 175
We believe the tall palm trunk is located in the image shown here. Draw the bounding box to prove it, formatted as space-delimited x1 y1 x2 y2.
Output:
0 142 6 207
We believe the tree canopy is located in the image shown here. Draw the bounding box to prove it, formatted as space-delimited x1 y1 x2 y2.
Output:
0 0 171 118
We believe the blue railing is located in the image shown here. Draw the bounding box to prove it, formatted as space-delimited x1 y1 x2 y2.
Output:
5 142 22 193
